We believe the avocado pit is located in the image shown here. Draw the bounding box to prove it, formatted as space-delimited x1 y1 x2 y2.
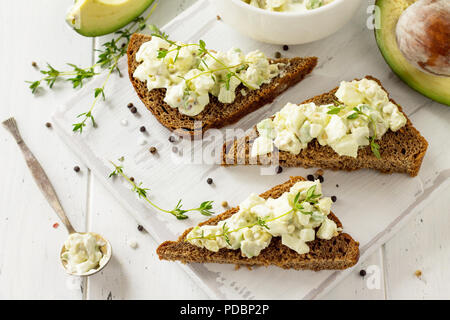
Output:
396 0 450 76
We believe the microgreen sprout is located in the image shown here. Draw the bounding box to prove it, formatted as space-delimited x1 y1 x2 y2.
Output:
346 105 381 158
149 25 258 92
27 1 158 133
109 161 214 220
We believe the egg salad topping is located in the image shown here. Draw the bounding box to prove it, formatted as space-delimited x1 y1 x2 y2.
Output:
133 33 283 116
251 79 407 159
242 0 335 12
186 180 340 258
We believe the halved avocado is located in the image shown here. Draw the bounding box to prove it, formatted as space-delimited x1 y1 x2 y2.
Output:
66 0 155 37
375 0 450 106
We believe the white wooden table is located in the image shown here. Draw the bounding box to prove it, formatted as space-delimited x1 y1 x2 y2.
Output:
1 0 449 300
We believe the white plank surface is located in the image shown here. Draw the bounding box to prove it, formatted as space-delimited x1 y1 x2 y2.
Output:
384 180 450 299
0 0 91 299
1 0 449 300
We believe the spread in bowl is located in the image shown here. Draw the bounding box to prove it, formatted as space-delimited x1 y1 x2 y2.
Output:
61 232 108 275
133 36 284 116
251 78 407 158
241 0 335 12
186 180 340 258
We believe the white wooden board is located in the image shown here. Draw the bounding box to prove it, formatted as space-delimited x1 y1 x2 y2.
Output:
52 0 450 299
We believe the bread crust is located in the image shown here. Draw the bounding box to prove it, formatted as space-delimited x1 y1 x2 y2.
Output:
127 33 317 137
222 76 429 177
156 176 360 271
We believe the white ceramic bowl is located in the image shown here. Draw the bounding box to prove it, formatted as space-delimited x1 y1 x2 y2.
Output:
213 0 363 45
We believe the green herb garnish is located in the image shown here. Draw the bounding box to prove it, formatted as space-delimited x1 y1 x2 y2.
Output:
327 100 346 115
346 105 381 159
109 161 214 220
27 1 157 134
149 25 257 92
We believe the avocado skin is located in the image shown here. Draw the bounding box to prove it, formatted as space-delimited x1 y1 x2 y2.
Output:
374 0 450 106
69 0 154 38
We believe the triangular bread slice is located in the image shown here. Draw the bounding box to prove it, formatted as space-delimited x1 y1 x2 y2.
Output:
127 33 318 136
222 76 428 177
157 176 359 271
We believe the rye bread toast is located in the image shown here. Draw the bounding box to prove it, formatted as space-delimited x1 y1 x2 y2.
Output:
127 33 317 136
157 176 359 271
222 76 428 177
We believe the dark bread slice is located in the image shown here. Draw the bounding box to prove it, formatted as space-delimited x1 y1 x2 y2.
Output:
157 176 359 271
222 76 428 177
127 33 317 136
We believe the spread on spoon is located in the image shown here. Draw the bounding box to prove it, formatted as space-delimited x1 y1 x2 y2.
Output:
61 232 108 275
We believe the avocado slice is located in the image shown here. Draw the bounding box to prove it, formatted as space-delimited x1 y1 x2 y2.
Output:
66 0 155 37
375 0 450 106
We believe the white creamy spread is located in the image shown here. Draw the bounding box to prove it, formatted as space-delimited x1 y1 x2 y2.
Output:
251 79 407 158
242 0 335 12
61 233 106 274
134 37 283 116
186 180 340 258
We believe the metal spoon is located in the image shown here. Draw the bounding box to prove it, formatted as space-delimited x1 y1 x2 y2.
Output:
2 117 112 276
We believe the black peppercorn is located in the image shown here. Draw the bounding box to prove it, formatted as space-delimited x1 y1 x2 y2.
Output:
127 103 134 109
331 196 337 203
149 146 157 154
137 225 144 232
359 270 366 277
207 178 213 185
130 177 135 182
140 126 146 132
283 45 289 51
317 175 324 183
73 166 80 173
276 166 283 174
45 122 52 128
275 51 281 59
168 136 176 143
130 106 137 114
307 174 315 181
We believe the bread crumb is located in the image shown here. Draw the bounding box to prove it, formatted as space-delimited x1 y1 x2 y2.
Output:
221 201 228 208
414 270 422 278
234 264 240 270
315 169 324 176
246 265 253 270
216 15 221 20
